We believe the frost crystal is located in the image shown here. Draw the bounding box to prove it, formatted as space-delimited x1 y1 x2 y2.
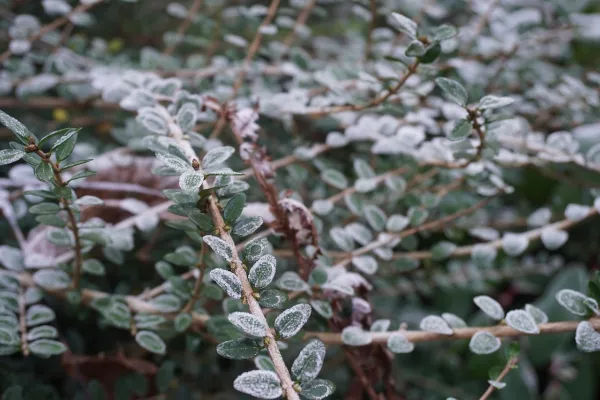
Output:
501 233 529 256
556 289 597 316
248 254 276 289
441 313 467 329
541 228 568 250
525 304 548 324
474 295 505 320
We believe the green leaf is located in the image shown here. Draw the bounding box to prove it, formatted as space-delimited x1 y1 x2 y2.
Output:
0 328 19 346
53 129 79 161
258 289 288 308
29 202 60 215
224 193 246 224
32 269 70 290
34 162 54 182
0 149 25 166
202 146 235 169
150 294 182 313
449 118 473 141
321 169 348 190
60 158 93 170
29 339 68 357
135 330 166 355
434 24 458 41
26 305 56 326
23 190 58 200
233 370 282 399
156 361 175 393
217 338 261 359
418 41 441 64
292 339 326 383
66 170 96 184
389 12 417 38
0 110 34 144
174 313 192 332
248 254 276 290
405 40 426 57
274 303 311 339
435 77 468 106
232 216 263 237
38 127 76 148
179 170 204 194
82 259 105 276
52 186 73 200
27 325 58 341
300 379 336 399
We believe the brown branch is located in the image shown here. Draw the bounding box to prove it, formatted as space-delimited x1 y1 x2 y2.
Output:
210 0 282 139
18 284 29 356
0 0 106 63
282 0 317 50
364 0 377 61
163 0 204 56
344 348 380 400
300 61 419 116
305 318 600 345
479 356 518 400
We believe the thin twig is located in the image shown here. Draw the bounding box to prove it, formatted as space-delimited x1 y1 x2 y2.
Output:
282 0 317 50
364 0 378 61
479 357 518 400
18 284 29 356
163 0 204 56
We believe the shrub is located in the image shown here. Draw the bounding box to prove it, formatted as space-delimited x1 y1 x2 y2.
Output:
1 0 600 399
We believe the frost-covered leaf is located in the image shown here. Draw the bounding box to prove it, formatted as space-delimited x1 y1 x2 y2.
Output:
156 152 190 173
0 246 23 271
364 205 386 231
176 102 198 132
26 305 56 326
474 296 505 320
150 294 182 313
478 95 515 110
217 338 261 359
442 313 467 329
258 289 288 308
321 169 348 190
488 380 507 389
29 339 67 357
565 204 590 221
310 300 333 319
137 107 168 135
179 170 204 193
228 312 268 337
276 271 310 292
248 254 276 289
501 233 529 256
389 12 417 38
224 193 245 223
243 237 269 263
341 326 372 346
435 77 468 106
525 304 548 324
210 269 242 299
434 24 458 41
27 325 58 341
329 227 354 252
292 339 326 382
449 118 472 141
541 229 568 250
386 214 409 232
556 289 597 316
312 199 334 215
345 223 373 245
202 146 235 169
300 379 336 400
351 256 378 275
233 370 282 399
32 269 70 290
370 319 391 332
0 149 25 166
469 331 501 354
575 321 600 352
135 330 166 355
203 235 233 262
0 110 34 144
431 241 457 261
387 333 414 353
274 303 311 338
232 216 263 236
471 244 497 268
505 310 540 334
405 40 426 57
420 315 453 335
